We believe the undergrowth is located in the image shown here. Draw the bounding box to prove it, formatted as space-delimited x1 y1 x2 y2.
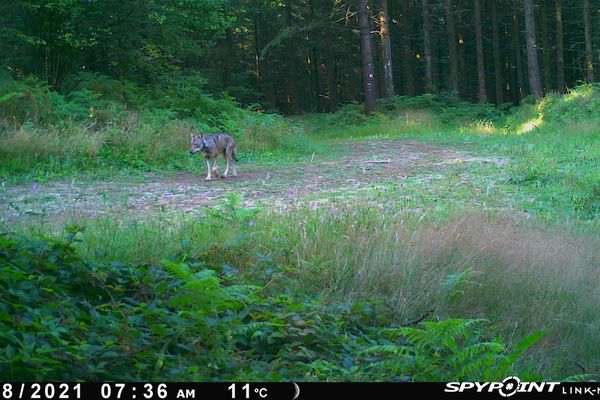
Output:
0 229 543 381
4 201 599 379
0 71 319 181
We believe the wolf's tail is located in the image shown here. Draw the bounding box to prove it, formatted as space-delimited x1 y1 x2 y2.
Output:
232 149 239 162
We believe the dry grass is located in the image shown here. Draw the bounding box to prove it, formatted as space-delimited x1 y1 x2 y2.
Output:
401 109 441 129
0 125 107 159
460 119 499 134
0 113 194 174
267 210 599 376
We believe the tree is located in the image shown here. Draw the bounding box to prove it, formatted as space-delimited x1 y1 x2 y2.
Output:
6 0 600 113
524 0 543 98
358 0 377 114
285 0 301 112
457 6 467 97
422 0 434 93
400 0 416 96
474 0 487 103
220 28 233 89
379 0 394 97
308 0 321 111
541 0 552 92
445 0 459 93
324 24 338 112
555 0 565 93
512 1 525 101
491 0 504 105
583 0 595 82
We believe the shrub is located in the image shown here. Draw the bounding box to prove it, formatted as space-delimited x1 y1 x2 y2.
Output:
0 231 257 380
0 72 67 125
0 231 539 381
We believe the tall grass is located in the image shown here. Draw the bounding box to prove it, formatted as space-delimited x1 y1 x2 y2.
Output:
9 204 599 378
0 71 320 180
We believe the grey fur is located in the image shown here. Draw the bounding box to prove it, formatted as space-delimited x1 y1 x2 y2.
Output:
189 132 238 181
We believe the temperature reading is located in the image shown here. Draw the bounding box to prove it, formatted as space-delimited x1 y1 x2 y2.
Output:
227 384 268 399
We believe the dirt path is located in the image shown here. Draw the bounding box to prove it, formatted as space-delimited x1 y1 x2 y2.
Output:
0 140 508 224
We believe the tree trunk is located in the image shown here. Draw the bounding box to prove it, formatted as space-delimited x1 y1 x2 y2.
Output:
524 0 543 98
513 1 525 101
220 28 233 89
309 0 321 110
400 0 415 96
422 0 434 93
584 0 595 82
373 11 384 96
457 6 467 97
341 44 354 103
474 0 487 103
253 17 262 93
541 0 552 92
324 21 338 112
445 0 459 93
379 0 394 97
555 0 565 92
359 0 377 114
491 0 503 105
285 0 300 113
433 36 441 90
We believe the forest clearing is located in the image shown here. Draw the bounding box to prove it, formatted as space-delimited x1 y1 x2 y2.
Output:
1 0 600 384
1 140 508 222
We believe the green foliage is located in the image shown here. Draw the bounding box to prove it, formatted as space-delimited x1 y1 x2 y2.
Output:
0 232 539 381
307 92 501 139
0 72 67 125
366 320 543 381
0 0 228 88
0 231 257 380
0 67 320 180
377 93 500 124
571 173 600 219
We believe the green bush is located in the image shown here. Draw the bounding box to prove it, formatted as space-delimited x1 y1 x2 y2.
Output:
0 72 68 125
0 68 321 179
0 230 257 380
0 232 539 381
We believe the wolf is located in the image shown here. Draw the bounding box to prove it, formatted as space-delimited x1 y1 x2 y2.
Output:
189 132 238 181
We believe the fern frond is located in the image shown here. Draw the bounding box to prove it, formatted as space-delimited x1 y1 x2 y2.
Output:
161 259 194 281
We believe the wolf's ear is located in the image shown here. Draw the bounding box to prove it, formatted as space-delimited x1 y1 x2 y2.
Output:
199 132 204 138
190 132 194 141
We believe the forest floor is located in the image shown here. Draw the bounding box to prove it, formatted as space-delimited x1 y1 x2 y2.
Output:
1 139 510 225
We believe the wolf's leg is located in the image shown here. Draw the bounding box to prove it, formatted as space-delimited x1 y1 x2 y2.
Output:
204 158 212 181
226 143 237 178
223 156 230 178
212 155 220 177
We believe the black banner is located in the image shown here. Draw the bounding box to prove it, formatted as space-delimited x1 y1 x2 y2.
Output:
2 381 599 400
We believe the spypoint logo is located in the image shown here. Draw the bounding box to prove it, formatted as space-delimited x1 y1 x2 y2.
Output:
499 376 522 397
444 376 560 397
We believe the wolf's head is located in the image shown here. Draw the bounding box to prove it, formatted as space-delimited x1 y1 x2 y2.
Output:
189 133 205 154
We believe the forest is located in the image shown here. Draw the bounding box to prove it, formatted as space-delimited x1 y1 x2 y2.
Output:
1 0 600 383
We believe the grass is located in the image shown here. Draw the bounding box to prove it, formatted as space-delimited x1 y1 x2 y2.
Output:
302 88 600 223
2 84 600 380
0 71 322 182
6 203 599 378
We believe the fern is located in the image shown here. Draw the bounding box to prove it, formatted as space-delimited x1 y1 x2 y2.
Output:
161 259 259 314
161 259 194 281
368 319 541 381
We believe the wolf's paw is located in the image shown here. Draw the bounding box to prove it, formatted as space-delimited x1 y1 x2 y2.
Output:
204 177 212 181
